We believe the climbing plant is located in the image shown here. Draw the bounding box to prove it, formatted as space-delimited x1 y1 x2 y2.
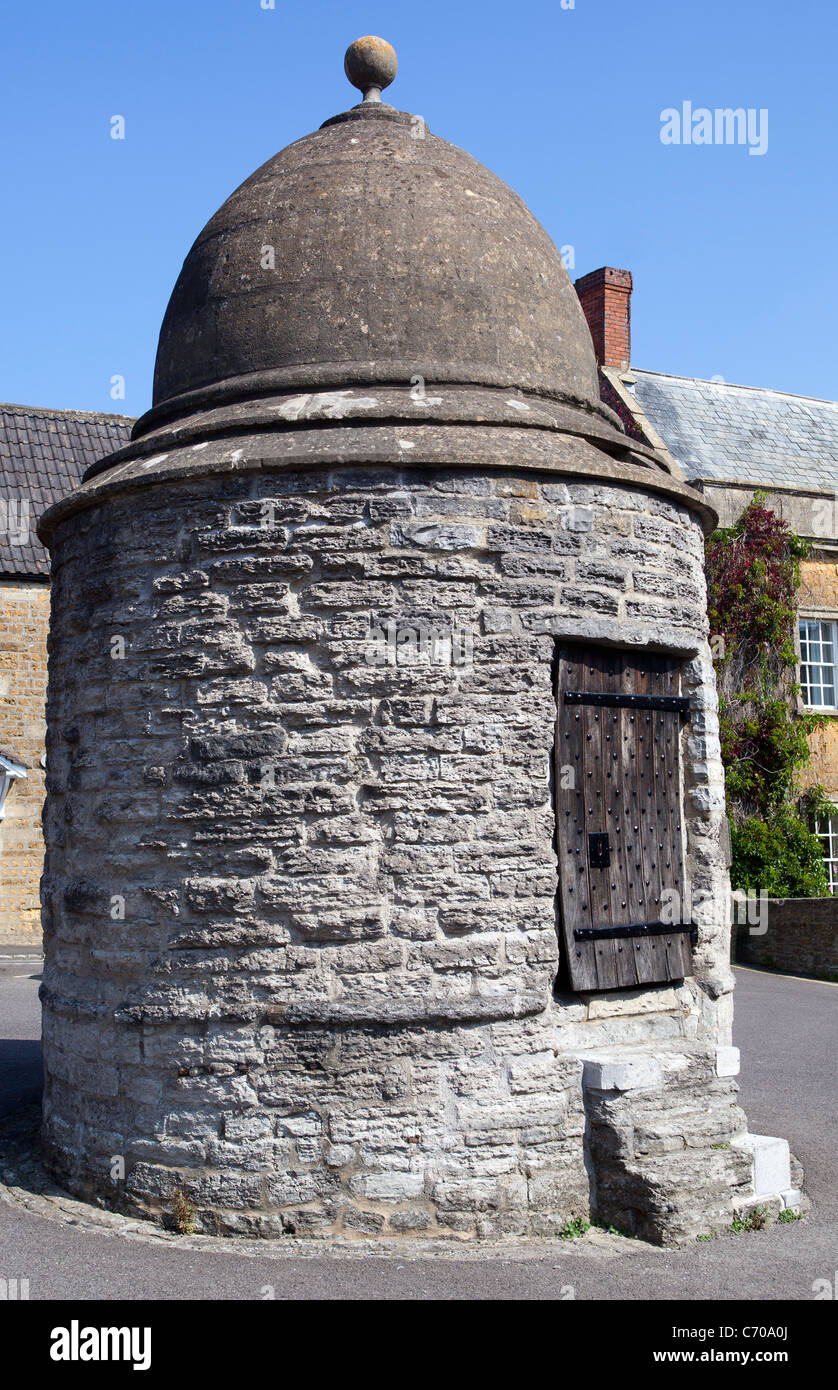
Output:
704 493 830 895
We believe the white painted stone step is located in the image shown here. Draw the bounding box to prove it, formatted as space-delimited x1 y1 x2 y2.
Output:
731 1134 791 1197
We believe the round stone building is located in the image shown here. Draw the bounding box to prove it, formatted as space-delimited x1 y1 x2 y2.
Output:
38 40 779 1241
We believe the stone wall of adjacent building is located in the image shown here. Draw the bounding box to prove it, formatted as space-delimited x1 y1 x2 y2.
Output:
699 479 838 802
736 897 838 978
700 480 838 541
0 579 48 944
797 558 838 795
40 464 748 1240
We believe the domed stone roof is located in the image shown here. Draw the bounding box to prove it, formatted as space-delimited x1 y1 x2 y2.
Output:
44 40 709 525
151 103 601 421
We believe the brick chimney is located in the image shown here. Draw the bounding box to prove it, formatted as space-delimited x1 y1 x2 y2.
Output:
574 266 633 369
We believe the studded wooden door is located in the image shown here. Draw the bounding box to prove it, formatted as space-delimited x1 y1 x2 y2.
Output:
555 643 694 991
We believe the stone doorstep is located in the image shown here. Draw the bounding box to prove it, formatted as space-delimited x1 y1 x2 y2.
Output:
572 1044 809 1226
581 1053 663 1094
573 1041 741 1095
575 1039 703 1094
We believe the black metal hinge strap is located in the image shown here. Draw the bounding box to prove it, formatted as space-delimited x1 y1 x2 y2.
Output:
564 691 690 712
574 921 698 945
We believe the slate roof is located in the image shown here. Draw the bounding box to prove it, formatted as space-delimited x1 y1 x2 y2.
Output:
628 370 838 491
0 404 134 578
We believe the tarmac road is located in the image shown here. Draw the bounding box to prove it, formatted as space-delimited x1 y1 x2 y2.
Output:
0 953 835 1301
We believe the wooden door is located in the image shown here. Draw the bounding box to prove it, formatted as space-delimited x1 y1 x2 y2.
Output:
555 643 693 991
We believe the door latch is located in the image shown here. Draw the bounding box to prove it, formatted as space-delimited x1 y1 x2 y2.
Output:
588 832 611 868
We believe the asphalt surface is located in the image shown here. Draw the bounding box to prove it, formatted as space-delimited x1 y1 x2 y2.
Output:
0 953 42 1119
0 953 835 1300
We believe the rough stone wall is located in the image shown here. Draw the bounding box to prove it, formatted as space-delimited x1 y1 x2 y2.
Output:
0 578 49 944
701 481 838 539
798 557 838 611
40 465 741 1238
736 898 838 978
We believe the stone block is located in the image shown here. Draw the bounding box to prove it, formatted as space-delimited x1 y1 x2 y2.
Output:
732 1134 791 1197
581 1054 664 1093
715 1046 740 1077
349 1172 425 1201
391 522 482 551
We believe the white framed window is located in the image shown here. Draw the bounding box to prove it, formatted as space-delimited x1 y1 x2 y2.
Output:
799 618 838 709
815 809 838 894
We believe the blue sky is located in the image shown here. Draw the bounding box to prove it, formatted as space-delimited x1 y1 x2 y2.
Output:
2 0 835 415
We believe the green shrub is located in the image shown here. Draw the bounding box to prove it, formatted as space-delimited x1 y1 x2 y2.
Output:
730 806 830 897
558 1215 591 1240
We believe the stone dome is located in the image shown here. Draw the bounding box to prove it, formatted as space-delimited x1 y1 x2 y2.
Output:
69 49 698 501
117 88 694 499
150 103 602 424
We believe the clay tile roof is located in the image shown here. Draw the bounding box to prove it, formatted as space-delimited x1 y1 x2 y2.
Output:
629 370 838 490
0 403 134 577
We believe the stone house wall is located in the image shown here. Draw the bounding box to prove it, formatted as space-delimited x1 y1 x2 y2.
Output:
0 578 49 944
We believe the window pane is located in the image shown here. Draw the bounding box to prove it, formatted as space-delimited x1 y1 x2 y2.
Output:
816 813 838 894
800 620 838 707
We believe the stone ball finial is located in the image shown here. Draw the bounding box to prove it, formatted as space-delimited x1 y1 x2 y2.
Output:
344 35 398 103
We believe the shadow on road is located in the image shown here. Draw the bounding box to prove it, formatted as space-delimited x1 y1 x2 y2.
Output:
0 1038 42 1118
